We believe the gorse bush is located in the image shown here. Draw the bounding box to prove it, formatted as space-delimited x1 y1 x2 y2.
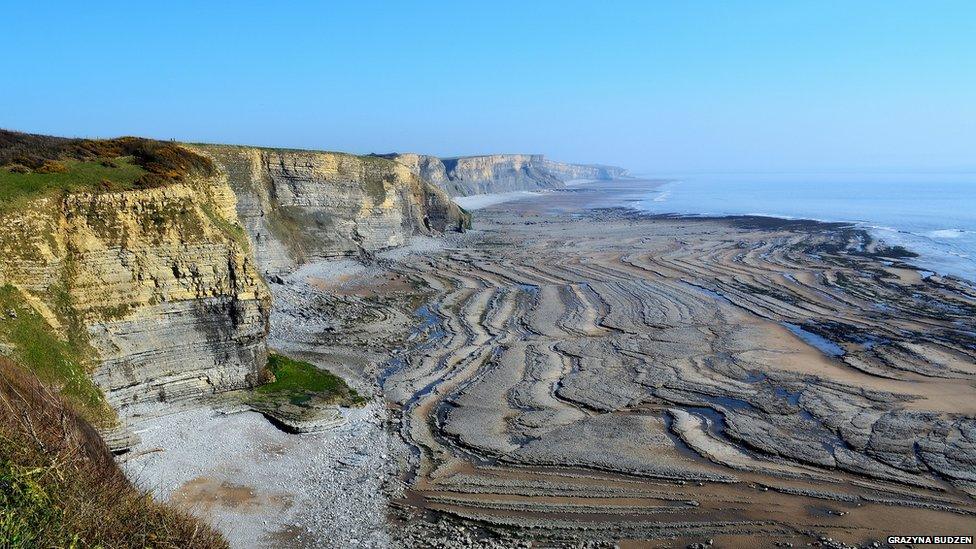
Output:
0 129 217 205
0 358 228 548
34 160 68 174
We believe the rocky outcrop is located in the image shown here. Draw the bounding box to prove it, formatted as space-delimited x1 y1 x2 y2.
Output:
381 153 627 196
195 146 469 275
0 175 270 419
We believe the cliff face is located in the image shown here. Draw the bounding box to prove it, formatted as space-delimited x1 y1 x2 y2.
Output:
0 176 270 420
382 153 627 197
195 146 469 275
540 159 628 181
0 137 469 436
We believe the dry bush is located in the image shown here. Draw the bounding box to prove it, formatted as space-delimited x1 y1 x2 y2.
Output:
0 358 228 548
34 160 68 174
0 129 216 187
0 130 75 169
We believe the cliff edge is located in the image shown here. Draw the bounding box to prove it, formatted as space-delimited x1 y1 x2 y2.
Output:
0 131 470 440
0 134 270 427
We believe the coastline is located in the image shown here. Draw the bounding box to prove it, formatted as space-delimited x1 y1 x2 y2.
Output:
124 179 976 548
452 190 545 210
632 177 976 283
384 183 976 546
628 208 951 282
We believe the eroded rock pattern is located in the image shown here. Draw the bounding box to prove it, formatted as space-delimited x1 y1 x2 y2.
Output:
383 203 976 545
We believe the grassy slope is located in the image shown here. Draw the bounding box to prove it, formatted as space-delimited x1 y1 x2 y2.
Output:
0 132 240 545
0 157 146 210
0 285 112 424
0 358 227 548
0 129 217 212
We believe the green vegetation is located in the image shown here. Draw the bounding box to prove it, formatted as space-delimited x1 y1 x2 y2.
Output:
255 353 365 407
0 157 146 209
0 129 217 211
362 156 392 203
201 203 250 251
266 204 312 263
365 173 390 204
0 358 227 548
0 285 111 424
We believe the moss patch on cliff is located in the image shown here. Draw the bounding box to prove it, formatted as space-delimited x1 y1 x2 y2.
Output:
201 203 250 252
0 285 111 423
254 353 364 407
361 156 392 204
266 205 314 263
0 358 227 548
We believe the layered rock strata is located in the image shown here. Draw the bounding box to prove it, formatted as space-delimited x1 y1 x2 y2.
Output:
0 176 270 418
382 153 627 196
1 142 471 424
196 146 469 275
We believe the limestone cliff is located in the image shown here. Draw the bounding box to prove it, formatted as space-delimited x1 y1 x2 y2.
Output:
195 145 469 275
0 134 469 437
381 153 627 197
539 159 628 182
0 174 270 421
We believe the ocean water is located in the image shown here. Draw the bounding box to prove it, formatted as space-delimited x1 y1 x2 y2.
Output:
630 173 976 281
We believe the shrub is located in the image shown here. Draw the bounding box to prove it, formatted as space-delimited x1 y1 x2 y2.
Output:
35 160 68 174
0 129 217 190
0 358 228 548
256 353 365 407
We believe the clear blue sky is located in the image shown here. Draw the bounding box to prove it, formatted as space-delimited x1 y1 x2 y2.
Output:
2 1 973 173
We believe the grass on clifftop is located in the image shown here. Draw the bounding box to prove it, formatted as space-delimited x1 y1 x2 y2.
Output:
0 157 146 206
0 129 216 211
255 353 365 407
0 358 227 549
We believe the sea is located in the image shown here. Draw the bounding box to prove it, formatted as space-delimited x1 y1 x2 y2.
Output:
627 173 976 282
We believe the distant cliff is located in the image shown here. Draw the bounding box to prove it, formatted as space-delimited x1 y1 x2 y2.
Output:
196 146 470 275
540 159 628 182
381 153 627 197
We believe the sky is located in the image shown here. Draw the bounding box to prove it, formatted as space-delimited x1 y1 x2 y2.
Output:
2 1 974 173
